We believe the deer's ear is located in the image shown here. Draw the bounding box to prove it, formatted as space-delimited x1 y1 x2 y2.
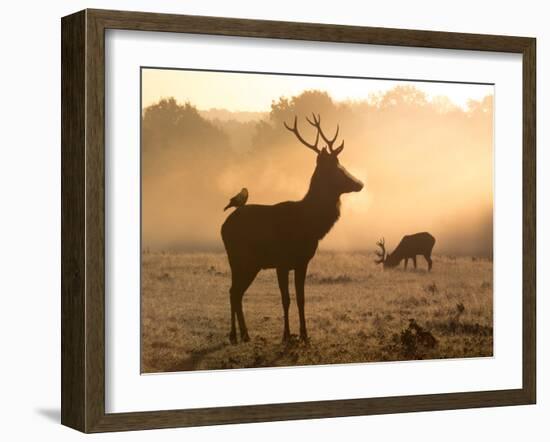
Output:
317 148 330 163
321 148 331 158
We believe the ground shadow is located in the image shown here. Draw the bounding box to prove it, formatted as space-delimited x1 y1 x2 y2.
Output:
158 336 308 372
35 408 60 423
171 342 229 371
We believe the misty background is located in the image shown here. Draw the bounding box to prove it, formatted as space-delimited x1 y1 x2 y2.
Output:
142 84 493 256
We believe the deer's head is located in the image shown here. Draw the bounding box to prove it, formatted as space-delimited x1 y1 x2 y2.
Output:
284 114 364 197
374 238 399 269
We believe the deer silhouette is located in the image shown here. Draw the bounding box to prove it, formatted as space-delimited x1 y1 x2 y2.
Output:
221 114 363 344
375 232 436 271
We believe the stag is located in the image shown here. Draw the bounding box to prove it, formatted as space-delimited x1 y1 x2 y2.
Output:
221 114 363 344
375 232 436 271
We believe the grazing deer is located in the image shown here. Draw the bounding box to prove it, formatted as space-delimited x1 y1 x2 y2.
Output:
375 232 436 271
221 114 363 344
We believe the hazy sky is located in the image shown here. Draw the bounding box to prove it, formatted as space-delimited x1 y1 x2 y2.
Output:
142 68 493 112
141 68 494 255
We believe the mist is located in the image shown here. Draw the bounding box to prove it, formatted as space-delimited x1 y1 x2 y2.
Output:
142 86 493 256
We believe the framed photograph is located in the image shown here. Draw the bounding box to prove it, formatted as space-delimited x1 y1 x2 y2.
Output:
61 9 536 433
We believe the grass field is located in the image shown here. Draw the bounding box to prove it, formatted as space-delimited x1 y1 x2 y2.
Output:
141 251 493 373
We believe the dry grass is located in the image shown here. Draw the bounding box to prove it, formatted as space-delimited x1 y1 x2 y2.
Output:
141 251 493 373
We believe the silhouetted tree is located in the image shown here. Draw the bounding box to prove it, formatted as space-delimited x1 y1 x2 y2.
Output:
252 90 340 150
142 98 228 153
141 98 231 178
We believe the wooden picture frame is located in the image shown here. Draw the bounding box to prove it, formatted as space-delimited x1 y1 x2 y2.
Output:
61 8 536 433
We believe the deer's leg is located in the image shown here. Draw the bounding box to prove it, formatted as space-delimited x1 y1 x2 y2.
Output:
413 256 417 269
404 258 408 270
229 296 237 345
294 263 309 342
277 268 291 343
424 254 433 271
230 267 259 343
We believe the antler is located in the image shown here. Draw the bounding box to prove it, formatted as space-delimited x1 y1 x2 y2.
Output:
305 113 345 155
284 116 321 154
284 114 345 156
374 238 386 264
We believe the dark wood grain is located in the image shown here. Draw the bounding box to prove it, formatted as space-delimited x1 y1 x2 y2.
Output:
89 389 531 432
90 8 533 52
61 8 537 433
85 9 107 432
522 38 537 403
61 10 86 432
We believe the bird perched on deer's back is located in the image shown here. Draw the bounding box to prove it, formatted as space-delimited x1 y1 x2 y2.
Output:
223 188 248 211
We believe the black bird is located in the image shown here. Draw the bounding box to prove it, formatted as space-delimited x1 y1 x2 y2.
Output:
223 188 248 211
